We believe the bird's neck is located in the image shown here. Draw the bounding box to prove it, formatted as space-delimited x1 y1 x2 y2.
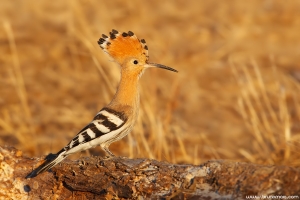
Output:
110 72 140 109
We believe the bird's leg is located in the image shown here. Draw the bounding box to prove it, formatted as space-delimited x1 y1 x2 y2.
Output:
101 144 127 161
101 144 115 160
104 146 115 157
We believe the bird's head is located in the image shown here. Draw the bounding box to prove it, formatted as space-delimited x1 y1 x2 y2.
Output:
98 29 177 78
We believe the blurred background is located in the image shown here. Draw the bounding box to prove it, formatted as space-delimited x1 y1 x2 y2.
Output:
0 0 300 167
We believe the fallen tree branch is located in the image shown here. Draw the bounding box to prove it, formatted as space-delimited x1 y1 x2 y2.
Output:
1 146 299 199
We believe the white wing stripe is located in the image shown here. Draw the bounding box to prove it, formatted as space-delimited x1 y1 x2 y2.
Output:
94 121 110 133
99 110 124 126
69 140 74 148
78 134 84 143
86 128 96 139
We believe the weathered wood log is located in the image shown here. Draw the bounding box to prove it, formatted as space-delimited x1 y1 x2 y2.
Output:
1 146 299 199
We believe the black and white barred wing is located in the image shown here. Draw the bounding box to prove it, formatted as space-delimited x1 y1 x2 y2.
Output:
64 108 127 154
26 108 127 178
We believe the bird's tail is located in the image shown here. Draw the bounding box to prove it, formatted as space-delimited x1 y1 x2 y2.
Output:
26 150 67 178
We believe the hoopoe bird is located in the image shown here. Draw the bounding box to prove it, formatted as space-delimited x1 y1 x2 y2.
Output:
26 29 177 178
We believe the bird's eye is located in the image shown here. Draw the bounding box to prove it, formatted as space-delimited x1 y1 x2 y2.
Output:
133 60 138 65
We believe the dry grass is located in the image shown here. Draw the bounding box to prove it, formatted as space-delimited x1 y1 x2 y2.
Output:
0 0 300 166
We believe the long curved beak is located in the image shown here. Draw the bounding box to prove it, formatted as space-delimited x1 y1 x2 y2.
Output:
147 63 178 73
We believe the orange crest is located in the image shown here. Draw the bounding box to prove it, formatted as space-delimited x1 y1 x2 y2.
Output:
98 29 149 65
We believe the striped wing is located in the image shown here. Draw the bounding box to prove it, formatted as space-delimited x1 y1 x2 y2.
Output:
62 107 127 153
25 107 128 178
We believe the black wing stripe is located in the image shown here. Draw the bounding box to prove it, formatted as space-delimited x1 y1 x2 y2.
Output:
101 120 117 132
71 136 80 148
90 123 106 137
94 113 107 121
82 131 92 141
94 108 127 123
77 124 91 135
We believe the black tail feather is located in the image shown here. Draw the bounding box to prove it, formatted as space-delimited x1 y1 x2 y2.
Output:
25 153 58 179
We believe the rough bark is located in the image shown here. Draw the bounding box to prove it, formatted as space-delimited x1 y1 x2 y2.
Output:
0 146 299 199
